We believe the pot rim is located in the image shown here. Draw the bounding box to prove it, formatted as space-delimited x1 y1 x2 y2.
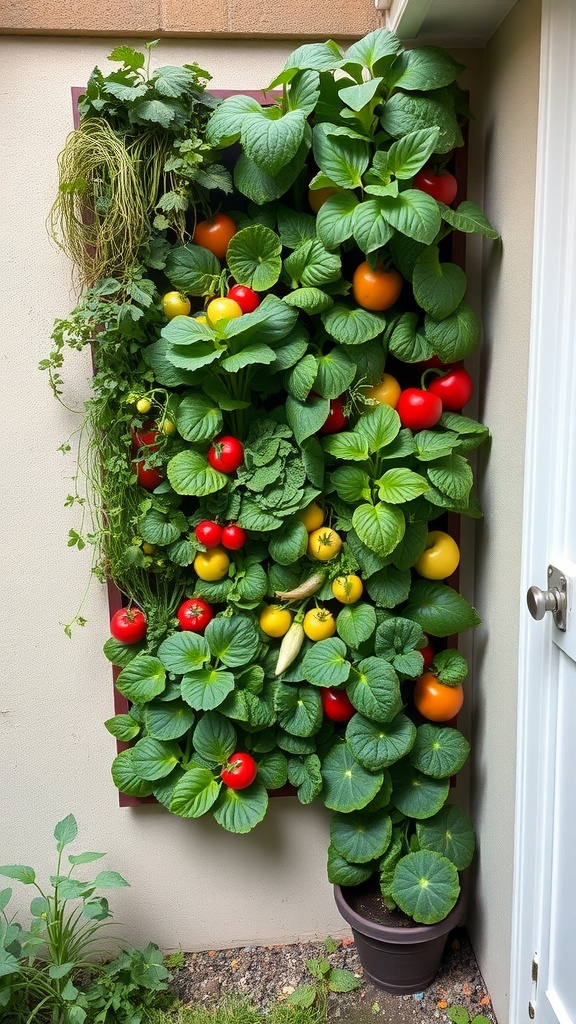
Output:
333 883 466 944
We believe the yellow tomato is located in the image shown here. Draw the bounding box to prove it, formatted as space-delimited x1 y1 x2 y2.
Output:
297 502 325 532
414 531 460 580
307 527 343 562
331 575 364 605
160 417 176 435
206 297 243 325
193 546 230 581
308 186 339 213
162 291 191 318
363 373 402 410
136 397 152 414
142 542 156 555
195 314 208 324
259 605 293 638
303 607 336 641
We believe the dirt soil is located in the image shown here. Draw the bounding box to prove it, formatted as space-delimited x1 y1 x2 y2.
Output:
171 928 497 1024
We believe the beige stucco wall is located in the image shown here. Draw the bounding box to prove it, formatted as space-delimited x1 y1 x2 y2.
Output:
468 0 542 1020
0 35 365 951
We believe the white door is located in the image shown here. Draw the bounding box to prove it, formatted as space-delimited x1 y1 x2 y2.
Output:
510 0 576 1021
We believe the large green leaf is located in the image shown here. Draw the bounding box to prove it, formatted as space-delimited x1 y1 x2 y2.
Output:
316 192 359 250
176 394 223 443
355 403 401 453
205 615 260 667
302 637 351 687
343 29 401 74
416 803 475 870
115 656 166 704
167 450 228 497
352 502 405 558
256 752 289 790
226 224 283 290
427 454 473 500
403 579 481 636
234 143 310 205
377 190 441 245
164 244 220 295
374 617 425 676
380 92 463 154
143 700 195 741
213 783 269 833
285 394 330 444
275 684 323 736
312 123 370 189
283 288 333 315
193 712 236 764
364 565 411 609
206 93 262 146
339 76 383 111
321 743 383 812
329 466 371 503
104 713 141 742
388 311 434 363
391 850 460 924
330 811 392 863
439 200 500 240
413 247 467 320
283 239 341 288
157 632 210 674
381 128 441 180
288 69 321 116
409 724 470 779
314 348 356 399
181 668 235 711
336 603 377 649
346 711 416 769
111 749 154 798
376 467 429 503
241 108 307 177
387 48 464 92
346 658 402 724
352 200 395 254
327 846 374 886
389 761 449 818
132 737 182 781
322 431 369 461
424 302 481 362
321 304 386 346
286 354 317 401
169 768 221 818
139 510 180 547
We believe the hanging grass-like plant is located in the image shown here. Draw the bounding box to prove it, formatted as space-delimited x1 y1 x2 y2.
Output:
50 118 152 287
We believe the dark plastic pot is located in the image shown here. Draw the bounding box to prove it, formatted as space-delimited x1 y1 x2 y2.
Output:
334 883 466 994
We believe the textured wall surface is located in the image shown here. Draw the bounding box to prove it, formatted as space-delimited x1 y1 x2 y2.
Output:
468 0 542 1020
0 0 379 39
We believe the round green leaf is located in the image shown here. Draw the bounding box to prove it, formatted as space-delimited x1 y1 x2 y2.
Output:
111 749 154 798
336 604 377 649
269 519 309 565
314 347 356 399
104 714 141 742
329 466 371 504
152 766 186 809
181 668 235 711
330 810 392 863
103 637 146 668
355 403 401 453
227 224 283 290
157 632 210 674
164 243 221 295
139 510 180 547
241 110 307 178
320 743 383 812
143 700 195 741
364 565 412 609
321 303 386 345
213 783 269 833
376 468 429 504
409 724 470 779
391 850 460 924
205 615 260 667
302 638 351 687
275 684 323 736
346 712 416 770
115 655 166 704
416 804 475 870
193 712 236 764
256 752 289 789
283 288 334 315
167 450 228 497
413 248 467 320
327 845 374 886
389 762 449 819
176 394 223 443
169 767 221 818
316 192 359 250
346 657 402 724
427 455 473 500
403 579 481 637
424 301 481 362
132 737 182 781
352 503 405 559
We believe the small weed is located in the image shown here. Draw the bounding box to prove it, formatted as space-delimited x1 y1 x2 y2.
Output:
446 1007 492 1024
143 995 326 1024
165 951 185 970
287 936 361 1014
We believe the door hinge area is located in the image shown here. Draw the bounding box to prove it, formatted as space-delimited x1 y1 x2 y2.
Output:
531 958 538 984
529 954 539 1019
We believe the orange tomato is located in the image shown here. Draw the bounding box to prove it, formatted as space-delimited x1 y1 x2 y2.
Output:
308 187 339 213
363 373 402 409
413 672 464 722
192 214 237 260
352 262 403 312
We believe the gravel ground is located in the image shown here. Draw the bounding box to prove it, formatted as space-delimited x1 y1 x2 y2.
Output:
171 928 497 1024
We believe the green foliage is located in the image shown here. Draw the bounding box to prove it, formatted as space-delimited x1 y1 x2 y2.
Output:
47 28 497 921
287 937 360 1012
0 815 172 1023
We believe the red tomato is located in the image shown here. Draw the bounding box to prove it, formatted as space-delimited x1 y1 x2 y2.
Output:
414 168 458 205
227 284 260 314
321 688 355 723
221 752 258 790
192 214 237 259
195 521 223 548
131 423 160 452
207 436 244 474
221 524 247 551
177 598 214 633
396 389 443 430
132 461 163 490
420 636 435 670
427 365 473 411
319 397 348 436
110 607 147 644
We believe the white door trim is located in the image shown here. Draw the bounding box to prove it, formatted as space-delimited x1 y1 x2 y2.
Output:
510 0 576 1019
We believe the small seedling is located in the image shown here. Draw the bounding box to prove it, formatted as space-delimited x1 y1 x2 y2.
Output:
447 1006 492 1024
287 937 360 1011
165 951 185 969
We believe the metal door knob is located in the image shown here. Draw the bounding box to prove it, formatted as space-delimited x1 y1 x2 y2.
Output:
526 565 567 630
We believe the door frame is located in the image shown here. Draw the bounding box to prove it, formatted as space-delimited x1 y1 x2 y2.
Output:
510 0 576 1018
